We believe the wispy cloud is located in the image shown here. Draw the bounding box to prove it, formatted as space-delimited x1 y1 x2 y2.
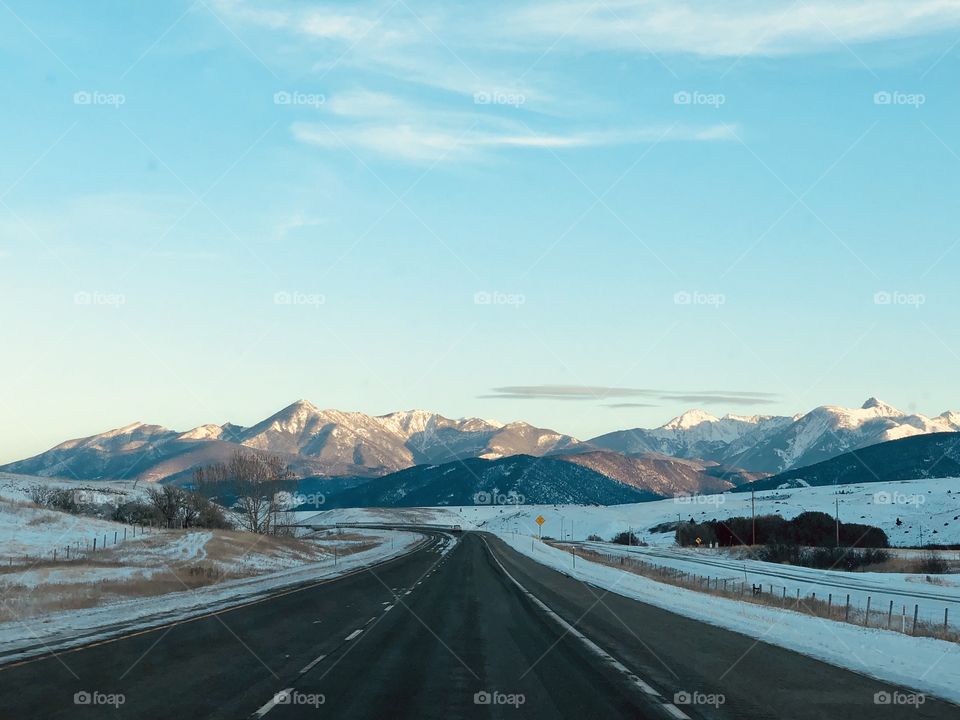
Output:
482 385 779 406
292 118 732 161
292 88 733 161
271 212 326 241
218 0 960 66
604 402 659 409
659 393 781 406
507 0 960 57
215 0 960 167
482 385 658 400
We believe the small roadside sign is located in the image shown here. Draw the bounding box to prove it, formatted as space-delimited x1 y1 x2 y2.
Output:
535 515 545 526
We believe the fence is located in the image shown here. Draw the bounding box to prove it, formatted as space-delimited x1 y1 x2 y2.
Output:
557 544 959 643
5 521 162 569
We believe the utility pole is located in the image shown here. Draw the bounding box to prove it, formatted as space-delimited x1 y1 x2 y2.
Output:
751 489 756 546
835 496 840 547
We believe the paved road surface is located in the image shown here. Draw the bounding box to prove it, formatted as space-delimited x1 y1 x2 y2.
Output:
0 532 954 719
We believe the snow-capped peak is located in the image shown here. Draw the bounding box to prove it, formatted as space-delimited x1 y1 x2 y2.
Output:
105 421 148 436
661 409 718 430
178 423 233 441
376 410 439 436
936 410 960 425
266 399 323 433
860 397 902 416
286 399 321 414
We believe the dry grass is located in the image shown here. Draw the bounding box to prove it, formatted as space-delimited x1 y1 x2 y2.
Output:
857 555 960 575
0 562 231 622
553 543 960 644
0 528 385 622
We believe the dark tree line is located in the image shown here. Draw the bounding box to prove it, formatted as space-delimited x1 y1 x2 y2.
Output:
676 511 889 549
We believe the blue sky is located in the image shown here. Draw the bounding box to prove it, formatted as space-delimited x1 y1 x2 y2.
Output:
2 1 960 462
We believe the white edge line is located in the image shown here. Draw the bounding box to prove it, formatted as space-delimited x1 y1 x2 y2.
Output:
663 703 690 720
481 537 691 720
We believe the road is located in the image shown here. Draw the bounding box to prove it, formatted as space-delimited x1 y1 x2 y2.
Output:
0 532 955 719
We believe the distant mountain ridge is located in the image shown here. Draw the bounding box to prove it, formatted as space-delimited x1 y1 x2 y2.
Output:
736 432 960 492
0 400 582 482
319 455 660 508
555 451 767 497
3 397 958 489
589 398 960 474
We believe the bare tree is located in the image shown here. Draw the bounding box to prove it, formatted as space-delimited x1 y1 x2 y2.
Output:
194 450 294 534
147 486 186 528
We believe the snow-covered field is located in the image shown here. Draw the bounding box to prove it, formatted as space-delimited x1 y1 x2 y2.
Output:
303 476 960 546
0 472 427 642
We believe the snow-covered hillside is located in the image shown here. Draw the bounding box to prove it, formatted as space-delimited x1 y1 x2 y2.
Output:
0 472 410 620
305 476 960 547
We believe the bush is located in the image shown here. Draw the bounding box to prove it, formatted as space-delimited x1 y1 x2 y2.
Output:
754 544 889 570
113 501 159 525
675 521 717 547
27 484 53 506
586 534 603 542
754 543 805 565
916 551 949 574
612 531 644 546
189 493 231 529
145 486 232 529
28 486 80 514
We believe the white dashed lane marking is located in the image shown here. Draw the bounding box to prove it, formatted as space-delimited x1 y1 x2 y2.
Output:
253 688 292 718
298 655 326 675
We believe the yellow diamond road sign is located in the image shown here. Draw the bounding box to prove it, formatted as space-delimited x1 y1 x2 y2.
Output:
535 515 545 526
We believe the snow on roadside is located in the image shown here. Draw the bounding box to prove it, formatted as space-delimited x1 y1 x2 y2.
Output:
0 529 425 664
576 542 960 629
500 533 959 705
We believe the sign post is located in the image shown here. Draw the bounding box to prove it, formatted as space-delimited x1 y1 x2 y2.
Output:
535 514 545 540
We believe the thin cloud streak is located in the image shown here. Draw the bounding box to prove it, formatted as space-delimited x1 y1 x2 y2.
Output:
482 385 779 405
292 118 734 162
507 0 960 57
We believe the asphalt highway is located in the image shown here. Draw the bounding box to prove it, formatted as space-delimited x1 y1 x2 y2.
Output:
0 531 954 719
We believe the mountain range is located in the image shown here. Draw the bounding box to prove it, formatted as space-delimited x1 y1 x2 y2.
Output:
736 432 960 492
3 397 958 499
592 398 960 474
0 400 582 482
318 455 660 508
